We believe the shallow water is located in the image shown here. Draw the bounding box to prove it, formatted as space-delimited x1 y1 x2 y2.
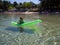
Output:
0 14 60 45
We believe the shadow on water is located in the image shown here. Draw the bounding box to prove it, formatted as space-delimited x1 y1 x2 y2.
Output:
6 26 34 34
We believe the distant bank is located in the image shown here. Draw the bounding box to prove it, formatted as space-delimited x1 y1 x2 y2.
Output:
0 11 39 15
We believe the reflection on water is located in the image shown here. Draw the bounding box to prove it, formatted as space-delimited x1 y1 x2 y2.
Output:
5 26 34 34
0 14 60 45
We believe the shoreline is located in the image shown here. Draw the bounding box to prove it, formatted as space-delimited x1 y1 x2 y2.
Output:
0 11 39 15
0 11 60 15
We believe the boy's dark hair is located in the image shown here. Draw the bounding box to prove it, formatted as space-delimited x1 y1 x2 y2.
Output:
20 17 23 20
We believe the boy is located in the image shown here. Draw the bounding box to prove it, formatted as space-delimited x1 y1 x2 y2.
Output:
18 17 24 32
18 17 24 24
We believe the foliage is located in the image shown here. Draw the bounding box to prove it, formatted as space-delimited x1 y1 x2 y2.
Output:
8 5 14 9
0 0 38 11
22 2 32 9
39 0 60 12
0 0 3 9
13 1 18 8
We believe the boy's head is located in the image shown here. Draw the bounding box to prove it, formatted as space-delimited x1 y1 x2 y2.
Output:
20 17 23 20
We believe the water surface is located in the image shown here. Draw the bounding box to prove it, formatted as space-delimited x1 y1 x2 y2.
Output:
0 14 60 45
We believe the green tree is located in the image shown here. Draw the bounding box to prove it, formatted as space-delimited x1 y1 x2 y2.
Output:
39 0 60 12
22 2 32 9
19 3 22 6
13 1 18 8
8 2 14 9
19 2 23 9
2 1 10 11
0 0 3 9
